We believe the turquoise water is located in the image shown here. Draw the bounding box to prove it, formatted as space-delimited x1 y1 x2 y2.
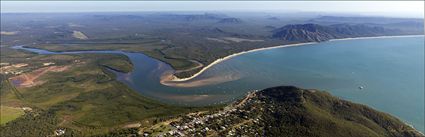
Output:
15 36 425 132
206 36 424 132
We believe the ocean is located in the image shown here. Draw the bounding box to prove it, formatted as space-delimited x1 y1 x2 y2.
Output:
16 36 425 132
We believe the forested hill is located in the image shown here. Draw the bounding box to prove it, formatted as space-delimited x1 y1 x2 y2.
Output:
131 86 424 136
271 23 419 42
254 86 424 137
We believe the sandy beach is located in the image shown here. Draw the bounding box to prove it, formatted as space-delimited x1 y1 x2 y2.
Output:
161 70 241 87
163 34 424 84
169 42 317 82
329 35 424 42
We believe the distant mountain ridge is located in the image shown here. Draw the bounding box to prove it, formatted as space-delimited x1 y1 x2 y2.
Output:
92 15 145 20
155 13 226 22
309 16 424 24
272 23 405 42
217 18 243 24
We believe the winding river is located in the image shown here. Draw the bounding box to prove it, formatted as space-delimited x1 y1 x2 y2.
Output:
13 35 425 132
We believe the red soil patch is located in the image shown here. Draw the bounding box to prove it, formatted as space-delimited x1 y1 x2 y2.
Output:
9 66 70 88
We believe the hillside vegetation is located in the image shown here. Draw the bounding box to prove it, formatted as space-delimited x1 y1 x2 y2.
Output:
109 86 424 137
256 86 423 137
271 23 402 42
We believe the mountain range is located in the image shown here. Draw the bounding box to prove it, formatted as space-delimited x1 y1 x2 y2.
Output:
272 23 410 42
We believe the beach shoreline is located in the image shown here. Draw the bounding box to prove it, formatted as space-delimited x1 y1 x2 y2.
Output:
165 34 424 82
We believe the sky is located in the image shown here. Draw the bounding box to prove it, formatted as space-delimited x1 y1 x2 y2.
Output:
1 1 424 18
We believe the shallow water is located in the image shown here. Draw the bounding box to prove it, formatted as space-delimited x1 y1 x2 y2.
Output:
14 36 425 132
201 36 425 132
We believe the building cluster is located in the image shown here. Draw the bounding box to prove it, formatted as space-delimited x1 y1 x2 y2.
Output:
143 91 266 137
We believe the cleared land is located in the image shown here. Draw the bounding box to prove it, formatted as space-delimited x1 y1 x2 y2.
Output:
72 31 89 40
9 65 69 88
0 31 18 36
0 106 24 125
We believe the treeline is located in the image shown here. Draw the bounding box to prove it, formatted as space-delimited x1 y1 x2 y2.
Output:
0 110 59 137
93 128 139 137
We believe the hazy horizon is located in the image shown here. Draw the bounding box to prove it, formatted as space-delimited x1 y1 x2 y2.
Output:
1 1 424 18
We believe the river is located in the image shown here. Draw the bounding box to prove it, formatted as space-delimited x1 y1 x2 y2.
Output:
13 36 425 132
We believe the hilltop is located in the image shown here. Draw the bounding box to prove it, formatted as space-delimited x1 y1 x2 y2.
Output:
251 86 422 137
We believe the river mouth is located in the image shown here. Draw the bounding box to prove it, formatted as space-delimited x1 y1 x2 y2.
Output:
13 35 425 132
12 45 244 106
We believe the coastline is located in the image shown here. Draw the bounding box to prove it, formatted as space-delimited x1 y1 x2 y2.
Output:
329 35 425 42
169 42 317 82
167 34 424 82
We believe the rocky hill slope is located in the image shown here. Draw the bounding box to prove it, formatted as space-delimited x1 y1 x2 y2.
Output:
272 23 404 42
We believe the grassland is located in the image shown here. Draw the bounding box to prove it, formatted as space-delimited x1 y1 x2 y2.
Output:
0 106 24 125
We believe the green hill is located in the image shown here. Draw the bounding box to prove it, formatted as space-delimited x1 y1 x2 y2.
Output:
142 86 424 137
257 86 423 137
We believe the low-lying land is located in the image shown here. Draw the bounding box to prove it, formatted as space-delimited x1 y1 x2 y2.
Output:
0 47 221 136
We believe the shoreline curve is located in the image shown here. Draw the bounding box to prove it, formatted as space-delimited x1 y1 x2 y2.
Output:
167 34 424 82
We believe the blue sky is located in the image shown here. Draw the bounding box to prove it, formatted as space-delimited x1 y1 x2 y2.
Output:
1 1 424 18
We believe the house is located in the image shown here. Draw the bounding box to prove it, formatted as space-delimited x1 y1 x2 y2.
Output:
54 129 65 136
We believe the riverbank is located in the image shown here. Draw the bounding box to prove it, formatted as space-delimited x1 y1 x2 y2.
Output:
164 34 424 84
